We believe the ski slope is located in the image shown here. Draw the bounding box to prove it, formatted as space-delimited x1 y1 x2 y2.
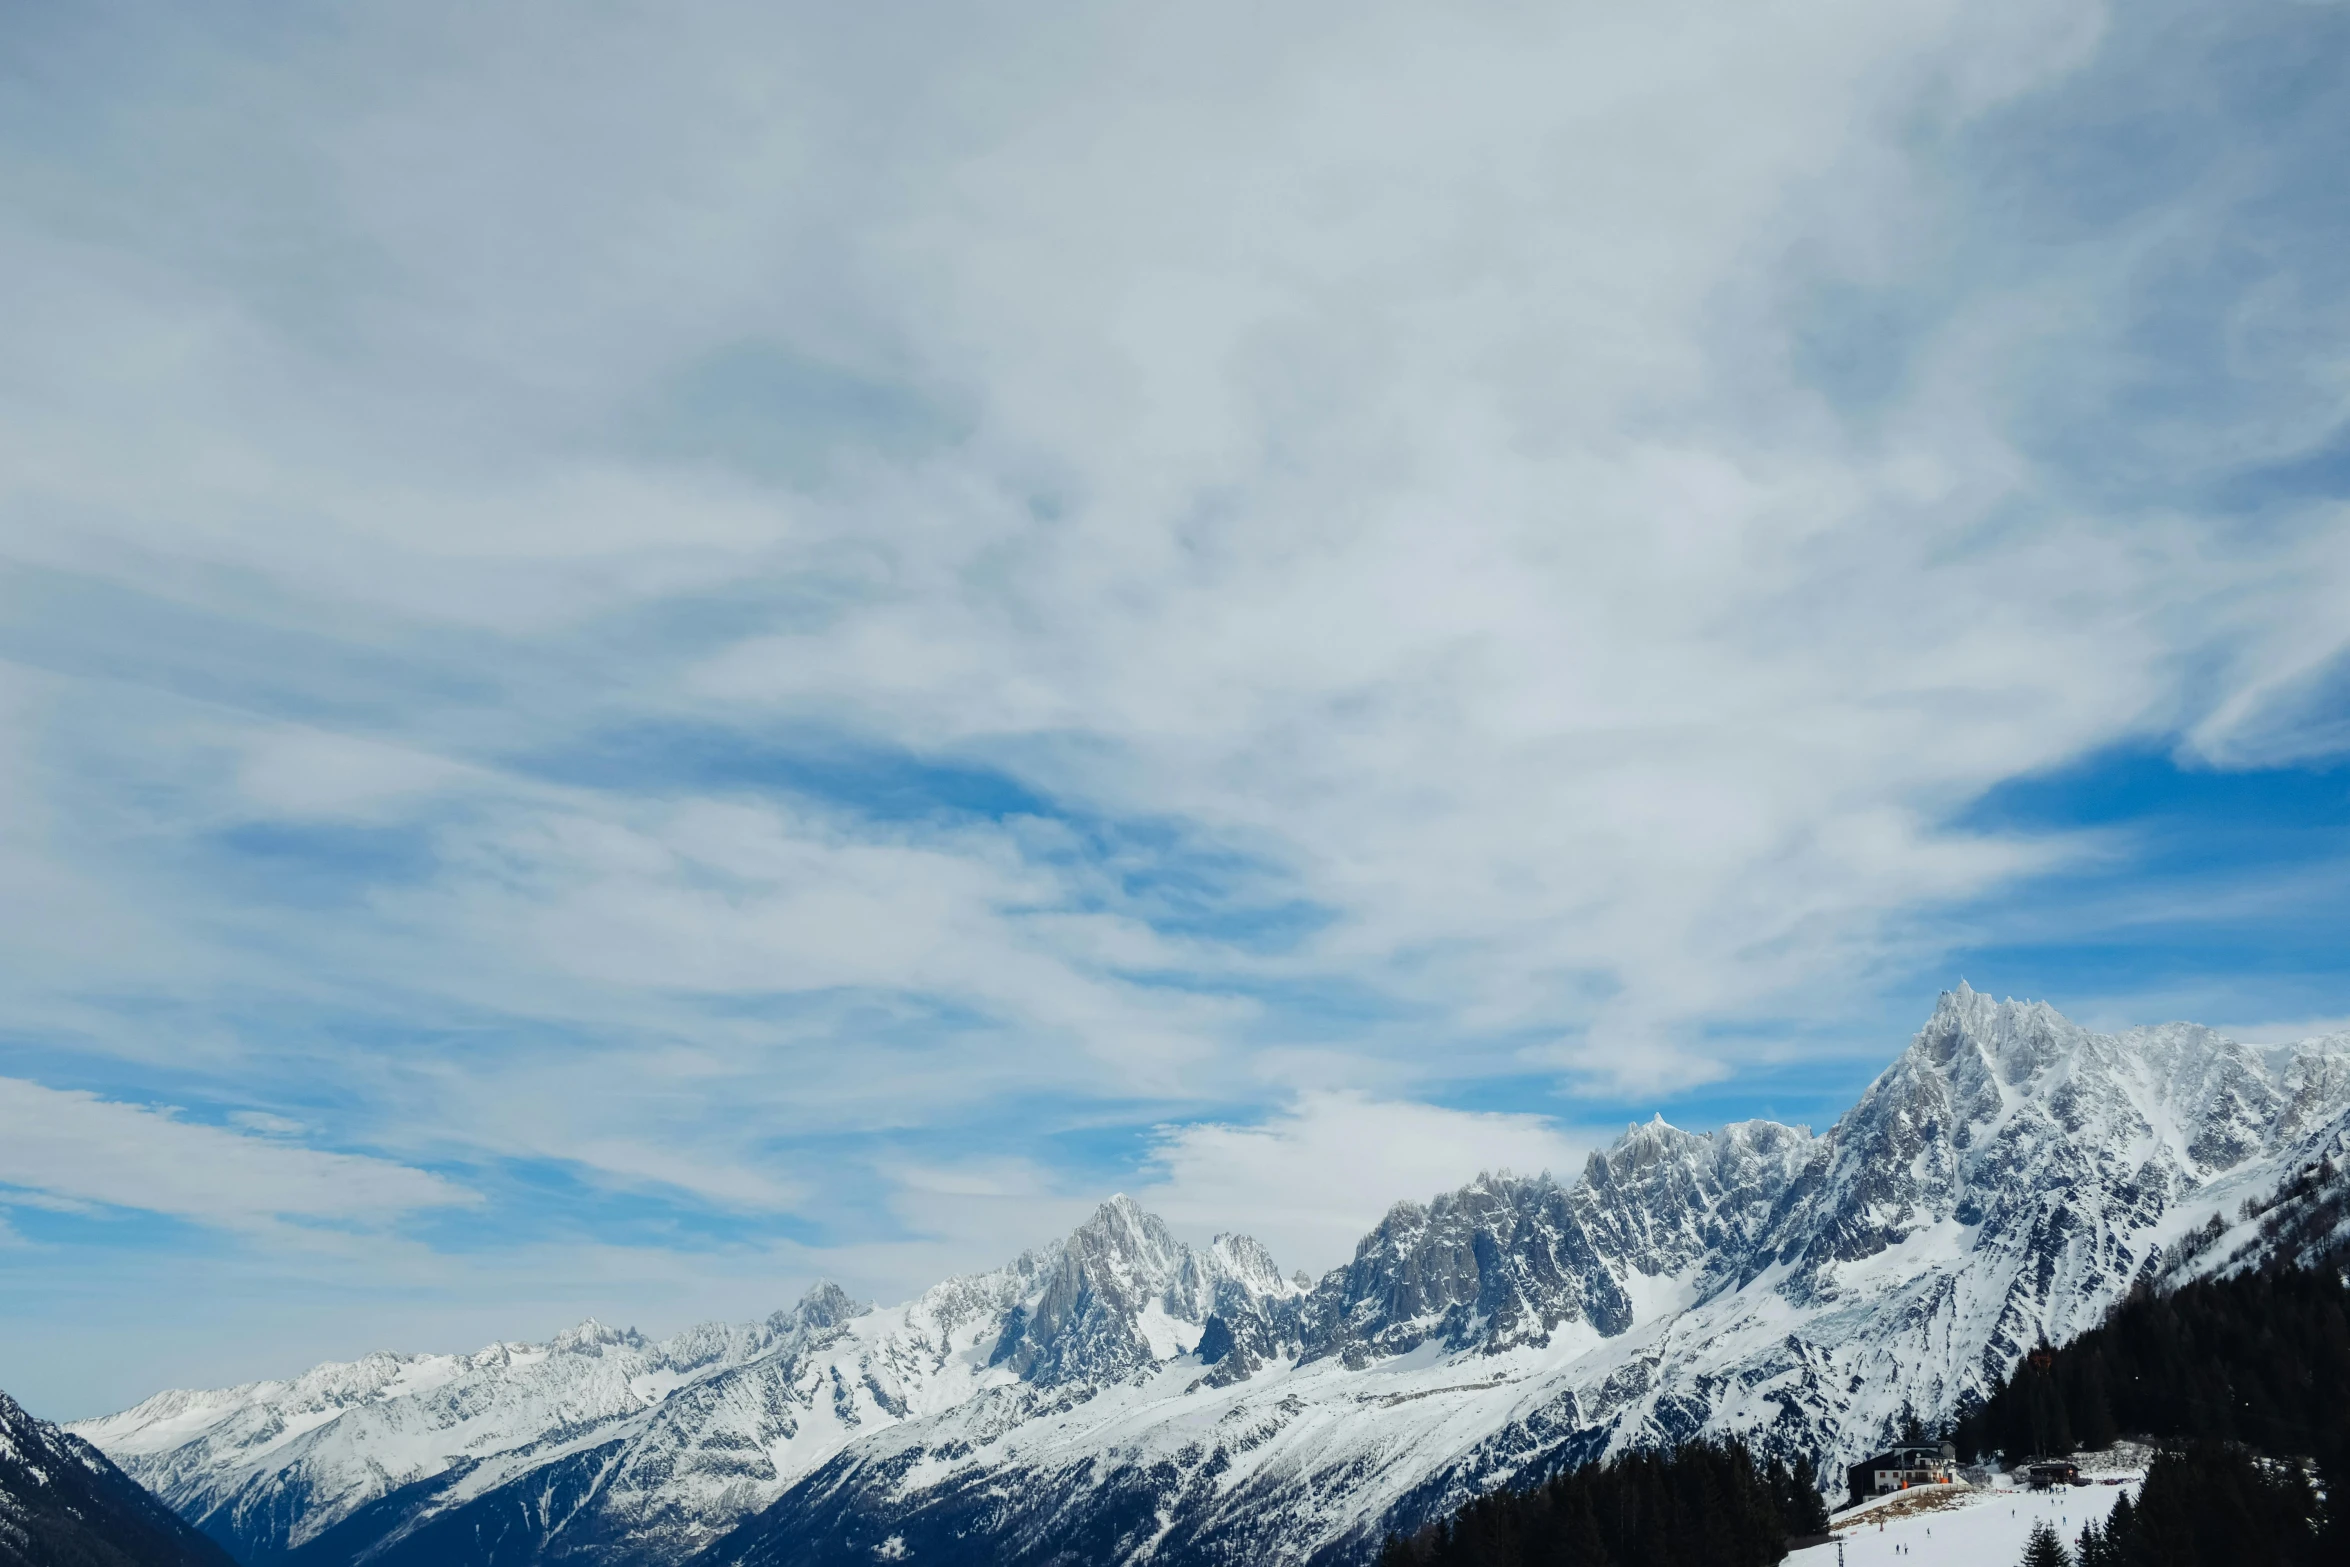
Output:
1791 1478 2141 1567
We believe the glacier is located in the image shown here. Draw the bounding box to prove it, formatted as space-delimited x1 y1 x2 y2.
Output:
70 985 2350 1567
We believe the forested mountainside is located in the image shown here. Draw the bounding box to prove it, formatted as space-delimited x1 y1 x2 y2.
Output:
1954 1264 2350 1468
0 1387 238 1567
2073 1444 2337 1567
74 987 2350 1567
1373 1441 1830 1567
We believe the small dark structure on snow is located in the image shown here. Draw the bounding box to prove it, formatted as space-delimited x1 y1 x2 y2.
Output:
2026 1461 2082 1489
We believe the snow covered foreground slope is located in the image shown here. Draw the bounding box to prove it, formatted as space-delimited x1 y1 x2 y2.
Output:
1788 1470 2139 1567
74 987 2350 1567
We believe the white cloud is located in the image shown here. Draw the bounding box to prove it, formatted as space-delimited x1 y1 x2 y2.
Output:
7 0 2337 1101
376 790 1251 1103
1136 1092 1597 1277
236 727 467 820
0 1079 473 1229
1531 1036 1737 1099
1 0 2348 1409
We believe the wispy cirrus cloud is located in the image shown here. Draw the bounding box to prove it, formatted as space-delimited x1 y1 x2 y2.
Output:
0 1078 471 1229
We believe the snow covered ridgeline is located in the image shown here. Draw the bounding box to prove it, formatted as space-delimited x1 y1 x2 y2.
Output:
73 988 2350 1567
69 1205 1308 1567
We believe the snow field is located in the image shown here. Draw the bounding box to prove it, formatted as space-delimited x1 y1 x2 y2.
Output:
1791 1482 2139 1567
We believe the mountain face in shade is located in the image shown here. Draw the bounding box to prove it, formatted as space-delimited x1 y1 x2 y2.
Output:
73 987 2350 1567
0 1386 239 1567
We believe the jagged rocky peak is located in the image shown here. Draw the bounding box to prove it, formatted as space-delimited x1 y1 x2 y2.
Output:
1914 979 2084 1080
1335 1170 1556 1283
1832 983 2133 1174
1574 1116 1689 1199
1751 988 2350 1314
1572 1114 1817 1296
551 1316 647 1353
1904 980 2312 1111
1182 1235 1310 1384
1581 1113 1814 1194
2260 1036 2350 1146
1761 988 2108 1281
1049 1195 1297 1310
1286 1122 1837 1371
1880 984 2350 1169
1206 1231 1288 1291
1297 1170 1622 1363
987 1195 1295 1387
776 1279 863 1331
1609 1112 1695 1159
1066 1193 1186 1291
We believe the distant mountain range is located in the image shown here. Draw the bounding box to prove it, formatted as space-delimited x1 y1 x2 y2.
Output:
65 986 2350 1567
1 1386 237 1567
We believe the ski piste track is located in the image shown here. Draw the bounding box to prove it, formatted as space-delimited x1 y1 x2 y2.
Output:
1795 1458 2144 1567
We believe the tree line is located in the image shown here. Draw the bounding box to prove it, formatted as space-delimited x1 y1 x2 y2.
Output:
1374 1440 1830 1567
1951 1264 2350 1464
1968 1260 2350 1567
2017 1442 2333 1567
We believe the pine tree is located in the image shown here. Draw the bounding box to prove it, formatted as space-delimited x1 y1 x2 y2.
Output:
1557 1488 1611 1567
1786 1454 1830 1534
2020 1519 2073 1567
1374 1438 1805 1567
2075 1349 2119 1449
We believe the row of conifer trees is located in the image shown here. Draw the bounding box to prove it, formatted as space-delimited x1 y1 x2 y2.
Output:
1374 1440 1830 1567
1952 1265 2350 1463
2016 1441 2332 1567
1956 1258 2350 1565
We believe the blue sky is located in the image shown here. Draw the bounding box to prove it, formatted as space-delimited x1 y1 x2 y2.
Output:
2 0 2349 1418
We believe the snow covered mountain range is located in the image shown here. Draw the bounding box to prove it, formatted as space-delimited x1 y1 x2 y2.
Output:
71 986 2350 1567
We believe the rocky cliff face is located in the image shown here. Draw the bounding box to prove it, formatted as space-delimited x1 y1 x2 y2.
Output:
1264 1116 1817 1372
73 987 2350 1567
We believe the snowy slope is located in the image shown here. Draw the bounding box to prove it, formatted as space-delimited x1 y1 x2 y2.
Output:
1791 1468 2141 1567
72 988 2350 1567
72 1204 1299 1566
